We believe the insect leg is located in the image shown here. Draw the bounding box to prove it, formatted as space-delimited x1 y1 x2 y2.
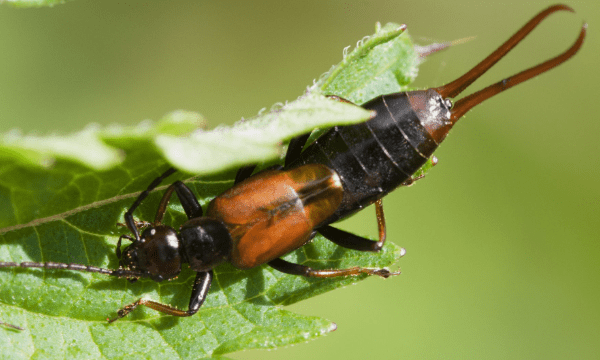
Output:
317 199 387 251
268 258 398 279
374 199 386 245
125 167 177 240
318 226 383 251
115 234 134 259
234 165 257 184
154 181 203 224
284 132 311 167
108 270 213 322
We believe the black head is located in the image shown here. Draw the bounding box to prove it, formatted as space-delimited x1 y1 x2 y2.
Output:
118 225 183 282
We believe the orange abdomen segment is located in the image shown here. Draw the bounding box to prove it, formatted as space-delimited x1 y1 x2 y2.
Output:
206 164 343 269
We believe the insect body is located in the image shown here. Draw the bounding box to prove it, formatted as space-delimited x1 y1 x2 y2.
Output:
1 164 396 323
282 4 586 229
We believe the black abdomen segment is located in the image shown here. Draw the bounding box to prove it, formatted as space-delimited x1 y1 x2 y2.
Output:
288 93 439 224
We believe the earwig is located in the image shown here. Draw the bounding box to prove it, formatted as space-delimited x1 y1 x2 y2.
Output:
0 4 585 329
1 164 397 325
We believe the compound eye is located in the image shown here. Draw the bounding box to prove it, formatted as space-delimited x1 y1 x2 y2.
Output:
140 227 158 242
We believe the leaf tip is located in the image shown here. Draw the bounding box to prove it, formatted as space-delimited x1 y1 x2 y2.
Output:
396 24 407 33
329 322 337 332
157 110 207 135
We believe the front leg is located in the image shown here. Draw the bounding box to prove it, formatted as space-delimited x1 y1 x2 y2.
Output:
153 181 203 224
124 167 177 240
108 270 213 322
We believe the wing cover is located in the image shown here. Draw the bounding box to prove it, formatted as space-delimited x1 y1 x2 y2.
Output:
206 164 343 269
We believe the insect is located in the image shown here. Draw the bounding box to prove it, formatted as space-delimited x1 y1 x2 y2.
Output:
1 163 397 324
0 4 585 327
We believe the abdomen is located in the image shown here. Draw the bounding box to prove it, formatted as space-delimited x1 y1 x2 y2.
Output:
288 93 439 224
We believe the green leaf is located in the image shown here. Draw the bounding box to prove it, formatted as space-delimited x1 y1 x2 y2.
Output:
1 23 418 358
155 94 375 173
0 0 74 8
318 22 420 104
0 191 404 358
410 156 439 182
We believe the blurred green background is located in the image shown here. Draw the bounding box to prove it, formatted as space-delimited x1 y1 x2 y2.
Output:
0 0 598 359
